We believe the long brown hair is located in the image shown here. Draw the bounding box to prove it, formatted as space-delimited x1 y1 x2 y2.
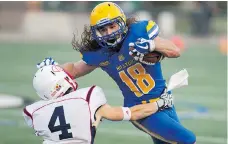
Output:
72 17 138 53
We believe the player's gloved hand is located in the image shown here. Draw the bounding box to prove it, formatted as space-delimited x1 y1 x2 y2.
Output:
129 38 156 64
129 47 145 62
156 89 173 111
129 47 157 65
36 57 58 69
129 38 155 54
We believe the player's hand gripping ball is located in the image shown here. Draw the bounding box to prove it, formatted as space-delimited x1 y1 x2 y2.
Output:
129 47 164 65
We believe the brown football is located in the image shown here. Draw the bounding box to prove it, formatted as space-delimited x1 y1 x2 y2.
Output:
143 51 164 63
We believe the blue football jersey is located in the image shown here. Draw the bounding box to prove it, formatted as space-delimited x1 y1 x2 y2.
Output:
81 20 166 107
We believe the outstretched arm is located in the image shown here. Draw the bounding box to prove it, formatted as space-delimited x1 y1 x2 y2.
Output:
129 102 159 120
61 60 97 78
94 92 172 124
95 99 166 122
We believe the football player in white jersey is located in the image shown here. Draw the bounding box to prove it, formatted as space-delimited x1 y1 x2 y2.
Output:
23 65 173 144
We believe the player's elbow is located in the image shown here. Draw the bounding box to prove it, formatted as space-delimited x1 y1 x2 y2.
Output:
166 46 181 58
172 47 181 58
155 37 181 58
171 40 181 58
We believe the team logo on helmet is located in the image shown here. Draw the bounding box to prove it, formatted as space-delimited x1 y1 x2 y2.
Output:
51 84 62 97
55 84 62 91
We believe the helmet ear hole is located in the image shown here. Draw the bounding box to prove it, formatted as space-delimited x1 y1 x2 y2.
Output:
64 87 73 95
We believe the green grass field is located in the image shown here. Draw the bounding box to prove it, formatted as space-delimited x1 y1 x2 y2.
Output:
0 41 226 144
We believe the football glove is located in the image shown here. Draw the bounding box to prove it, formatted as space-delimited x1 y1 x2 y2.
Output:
156 89 173 111
129 48 145 62
36 57 58 69
129 38 155 54
129 48 159 65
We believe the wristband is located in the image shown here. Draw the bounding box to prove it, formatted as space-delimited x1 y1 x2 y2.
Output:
121 107 131 121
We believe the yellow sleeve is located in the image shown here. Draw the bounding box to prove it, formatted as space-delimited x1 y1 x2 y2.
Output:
146 20 160 39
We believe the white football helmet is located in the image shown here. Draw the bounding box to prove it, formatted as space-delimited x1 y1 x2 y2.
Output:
33 65 78 100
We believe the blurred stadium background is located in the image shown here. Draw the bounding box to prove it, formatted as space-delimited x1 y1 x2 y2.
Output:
0 1 227 144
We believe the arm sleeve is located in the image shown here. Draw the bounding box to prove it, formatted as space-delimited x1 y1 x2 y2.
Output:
146 20 160 40
22 107 33 128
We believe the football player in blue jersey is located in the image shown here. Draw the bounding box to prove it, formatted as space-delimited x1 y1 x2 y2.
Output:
37 2 196 144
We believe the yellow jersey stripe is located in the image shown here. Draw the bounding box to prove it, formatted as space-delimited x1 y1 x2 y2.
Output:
149 98 159 103
141 98 159 104
146 21 159 39
146 21 156 32
80 53 83 59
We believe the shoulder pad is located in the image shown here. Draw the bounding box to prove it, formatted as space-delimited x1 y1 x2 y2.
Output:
25 100 46 114
130 21 148 35
130 20 159 40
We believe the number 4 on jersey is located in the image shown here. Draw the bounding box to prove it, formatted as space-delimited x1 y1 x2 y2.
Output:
48 106 73 140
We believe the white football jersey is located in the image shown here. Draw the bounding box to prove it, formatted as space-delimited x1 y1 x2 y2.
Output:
23 86 107 144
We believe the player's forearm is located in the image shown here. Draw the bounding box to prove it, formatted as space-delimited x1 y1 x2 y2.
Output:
154 37 180 58
73 60 97 78
129 103 158 120
97 104 124 121
60 62 76 78
108 103 158 121
61 60 96 79
98 103 158 121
